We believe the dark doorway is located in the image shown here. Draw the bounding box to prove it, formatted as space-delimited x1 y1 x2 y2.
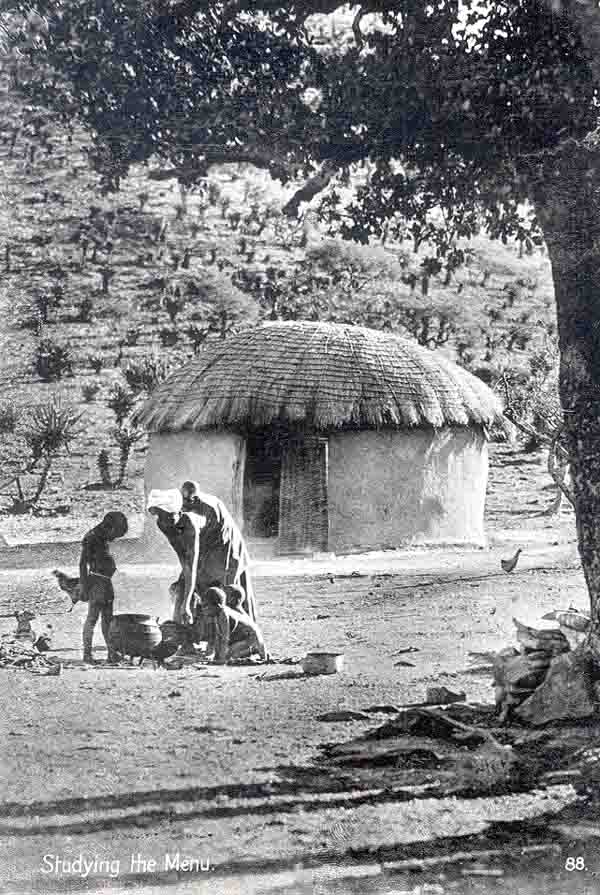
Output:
278 434 329 555
243 432 282 538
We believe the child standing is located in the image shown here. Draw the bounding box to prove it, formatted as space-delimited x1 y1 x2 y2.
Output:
79 511 128 664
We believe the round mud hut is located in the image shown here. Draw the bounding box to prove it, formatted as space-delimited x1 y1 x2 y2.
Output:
137 321 503 555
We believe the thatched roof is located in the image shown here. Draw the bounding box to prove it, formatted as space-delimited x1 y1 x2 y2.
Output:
137 321 503 433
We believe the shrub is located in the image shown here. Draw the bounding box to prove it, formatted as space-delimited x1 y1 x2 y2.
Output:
3 399 81 513
22 401 81 463
81 382 100 403
16 288 62 331
97 449 112 486
125 328 139 347
111 423 144 486
107 384 135 426
122 356 170 395
34 338 73 381
187 324 209 353
88 354 103 374
163 289 184 324
75 296 94 323
159 327 178 348
0 402 19 434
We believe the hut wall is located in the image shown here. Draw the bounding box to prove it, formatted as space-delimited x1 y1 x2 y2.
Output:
142 430 245 556
327 428 488 551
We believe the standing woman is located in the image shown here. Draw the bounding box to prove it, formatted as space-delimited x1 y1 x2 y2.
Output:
148 482 256 627
179 481 256 624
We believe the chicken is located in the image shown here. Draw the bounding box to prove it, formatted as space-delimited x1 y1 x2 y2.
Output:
52 569 82 608
14 610 36 642
501 548 522 573
34 630 53 652
150 639 180 666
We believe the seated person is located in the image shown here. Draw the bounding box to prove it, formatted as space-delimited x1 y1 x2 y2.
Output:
223 584 248 612
201 587 268 665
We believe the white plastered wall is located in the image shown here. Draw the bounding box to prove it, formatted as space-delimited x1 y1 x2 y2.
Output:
142 430 245 557
327 427 488 552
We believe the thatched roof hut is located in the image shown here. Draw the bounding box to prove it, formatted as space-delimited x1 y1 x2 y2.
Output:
139 320 501 434
138 322 503 555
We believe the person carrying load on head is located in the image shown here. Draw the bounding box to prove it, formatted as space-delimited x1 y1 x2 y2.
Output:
78 511 128 664
148 482 256 629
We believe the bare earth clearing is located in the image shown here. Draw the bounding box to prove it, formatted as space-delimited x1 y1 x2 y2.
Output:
1 445 598 895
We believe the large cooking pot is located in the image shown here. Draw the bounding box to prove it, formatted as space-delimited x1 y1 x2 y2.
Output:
108 613 162 659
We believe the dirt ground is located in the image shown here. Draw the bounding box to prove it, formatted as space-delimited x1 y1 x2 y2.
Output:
1 445 599 895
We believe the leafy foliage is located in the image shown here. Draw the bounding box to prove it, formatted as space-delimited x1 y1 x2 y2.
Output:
122 356 171 396
0 397 81 512
107 383 135 426
34 337 73 381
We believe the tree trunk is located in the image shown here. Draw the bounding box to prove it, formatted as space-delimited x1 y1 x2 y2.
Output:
533 153 600 661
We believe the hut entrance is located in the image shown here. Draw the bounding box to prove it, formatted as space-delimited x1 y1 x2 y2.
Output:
243 432 282 538
278 434 329 555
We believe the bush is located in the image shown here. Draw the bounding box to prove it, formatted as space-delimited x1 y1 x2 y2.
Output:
107 384 135 426
111 423 144 486
2 399 81 513
34 338 73 381
88 354 103 374
16 288 62 331
122 357 170 395
75 296 93 323
187 324 209 353
163 289 184 323
22 401 81 463
97 449 112 486
159 327 178 348
0 402 19 434
81 382 101 403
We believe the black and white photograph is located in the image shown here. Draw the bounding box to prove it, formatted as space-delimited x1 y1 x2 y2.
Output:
0 1 599 892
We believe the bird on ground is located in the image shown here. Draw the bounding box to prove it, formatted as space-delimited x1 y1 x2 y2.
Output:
150 638 180 667
501 548 522 573
52 569 82 609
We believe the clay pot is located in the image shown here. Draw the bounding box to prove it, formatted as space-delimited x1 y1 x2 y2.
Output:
108 614 162 659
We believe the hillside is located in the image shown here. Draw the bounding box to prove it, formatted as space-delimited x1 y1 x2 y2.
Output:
0 68 558 543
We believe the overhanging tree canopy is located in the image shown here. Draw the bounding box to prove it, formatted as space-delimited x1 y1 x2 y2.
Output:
4 0 600 655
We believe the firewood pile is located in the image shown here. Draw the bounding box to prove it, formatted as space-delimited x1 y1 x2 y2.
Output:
0 637 60 674
493 611 592 725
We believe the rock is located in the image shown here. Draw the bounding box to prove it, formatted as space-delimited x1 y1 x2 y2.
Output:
367 707 490 748
513 618 570 655
542 609 590 632
503 654 548 691
316 710 371 723
425 686 466 705
516 649 598 726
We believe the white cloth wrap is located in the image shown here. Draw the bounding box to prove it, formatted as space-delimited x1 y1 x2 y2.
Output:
146 488 183 514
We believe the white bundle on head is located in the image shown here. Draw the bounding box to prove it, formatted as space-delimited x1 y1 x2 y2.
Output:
147 488 182 514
